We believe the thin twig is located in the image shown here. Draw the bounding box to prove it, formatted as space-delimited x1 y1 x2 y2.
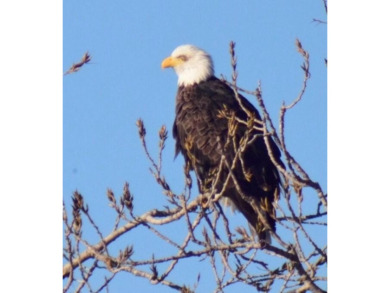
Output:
64 51 91 75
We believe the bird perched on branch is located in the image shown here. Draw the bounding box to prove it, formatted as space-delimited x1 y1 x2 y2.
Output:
162 44 282 243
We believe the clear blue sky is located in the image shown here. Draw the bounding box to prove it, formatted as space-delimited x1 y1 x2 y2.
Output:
63 1 326 292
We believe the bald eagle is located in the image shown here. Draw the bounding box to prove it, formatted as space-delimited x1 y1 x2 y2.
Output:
162 45 282 243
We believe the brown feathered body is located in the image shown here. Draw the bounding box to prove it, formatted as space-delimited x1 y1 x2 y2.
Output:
173 76 282 242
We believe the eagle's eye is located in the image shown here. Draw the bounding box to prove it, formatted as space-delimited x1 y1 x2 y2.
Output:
177 55 188 62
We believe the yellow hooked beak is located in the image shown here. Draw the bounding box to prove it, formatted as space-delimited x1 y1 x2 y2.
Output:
161 56 184 69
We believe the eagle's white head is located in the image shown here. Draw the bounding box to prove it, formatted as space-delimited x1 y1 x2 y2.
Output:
161 44 214 87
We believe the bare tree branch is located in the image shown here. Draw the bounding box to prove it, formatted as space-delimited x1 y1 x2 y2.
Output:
64 51 91 75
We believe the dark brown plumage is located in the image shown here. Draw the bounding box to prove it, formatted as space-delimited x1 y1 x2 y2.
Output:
162 45 282 242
